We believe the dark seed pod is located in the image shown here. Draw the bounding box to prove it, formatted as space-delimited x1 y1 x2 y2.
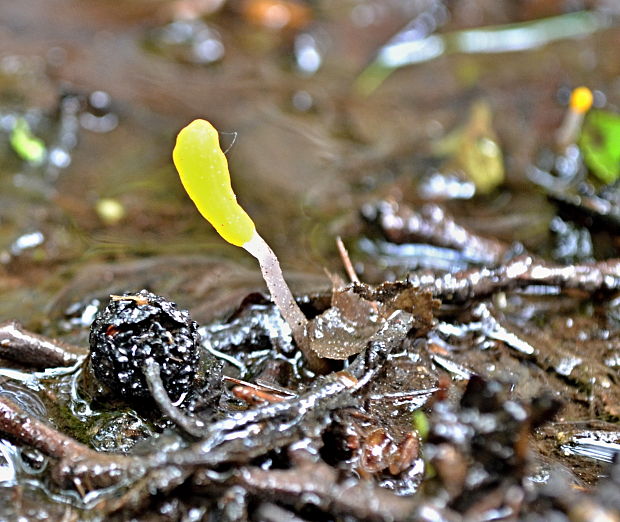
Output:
89 290 200 403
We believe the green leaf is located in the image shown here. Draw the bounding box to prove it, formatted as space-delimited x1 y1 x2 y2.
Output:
580 109 620 184
9 118 46 164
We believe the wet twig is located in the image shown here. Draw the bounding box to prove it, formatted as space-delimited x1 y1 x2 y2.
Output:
363 201 620 301
348 310 413 379
146 311 414 442
0 321 86 367
96 466 193 515
101 369 363 515
0 396 141 490
143 360 208 438
364 200 514 267
433 303 536 356
235 460 417 521
147 371 359 469
413 255 620 303
0 396 91 459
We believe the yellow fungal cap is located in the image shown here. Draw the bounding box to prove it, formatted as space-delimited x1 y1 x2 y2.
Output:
570 86 593 114
173 119 256 247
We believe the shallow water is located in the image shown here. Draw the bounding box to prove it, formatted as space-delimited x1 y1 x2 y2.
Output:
0 2 616 318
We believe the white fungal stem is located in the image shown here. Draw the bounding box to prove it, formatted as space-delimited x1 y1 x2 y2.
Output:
243 231 327 373
556 109 584 150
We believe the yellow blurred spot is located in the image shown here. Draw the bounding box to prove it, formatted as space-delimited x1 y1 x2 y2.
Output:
570 86 593 114
241 0 311 30
95 198 126 226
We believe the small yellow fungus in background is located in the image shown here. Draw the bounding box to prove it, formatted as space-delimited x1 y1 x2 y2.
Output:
570 86 594 115
173 119 255 247
557 86 593 149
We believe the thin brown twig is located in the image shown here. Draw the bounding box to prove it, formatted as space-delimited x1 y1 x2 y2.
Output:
223 376 296 397
336 236 360 283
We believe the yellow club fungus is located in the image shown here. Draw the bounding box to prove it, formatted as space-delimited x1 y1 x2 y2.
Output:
173 119 327 373
173 119 255 247
556 86 593 149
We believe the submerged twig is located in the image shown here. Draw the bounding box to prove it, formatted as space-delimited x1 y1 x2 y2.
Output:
0 396 141 490
364 200 514 267
0 321 86 367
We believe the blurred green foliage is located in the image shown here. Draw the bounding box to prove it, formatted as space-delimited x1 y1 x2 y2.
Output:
581 109 620 184
10 118 46 164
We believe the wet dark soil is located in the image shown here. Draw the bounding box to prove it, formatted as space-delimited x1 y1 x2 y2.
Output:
1 1 620 520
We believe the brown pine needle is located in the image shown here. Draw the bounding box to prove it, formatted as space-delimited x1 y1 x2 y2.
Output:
336 236 359 284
